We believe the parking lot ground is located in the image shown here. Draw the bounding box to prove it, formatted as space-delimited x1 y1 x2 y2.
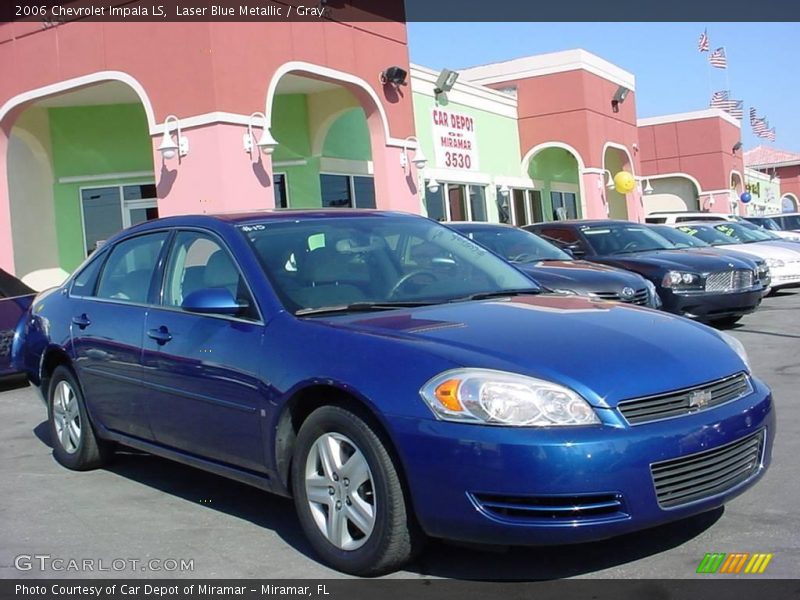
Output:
1 290 798 580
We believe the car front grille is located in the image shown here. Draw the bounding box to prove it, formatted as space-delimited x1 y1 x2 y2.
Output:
590 288 650 306
618 372 751 425
705 269 754 293
651 430 765 508
470 492 627 522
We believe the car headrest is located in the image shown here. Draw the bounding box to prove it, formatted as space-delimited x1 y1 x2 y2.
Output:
204 250 239 290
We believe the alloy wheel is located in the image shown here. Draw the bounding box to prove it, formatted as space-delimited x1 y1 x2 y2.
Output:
52 380 81 454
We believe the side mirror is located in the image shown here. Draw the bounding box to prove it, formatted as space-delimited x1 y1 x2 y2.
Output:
182 288 247 316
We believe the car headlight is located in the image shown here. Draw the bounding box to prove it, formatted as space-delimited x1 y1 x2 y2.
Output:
765 257 785 269
645 279 662 308
719 331 751 372
662 270 704 290
420 369 600 427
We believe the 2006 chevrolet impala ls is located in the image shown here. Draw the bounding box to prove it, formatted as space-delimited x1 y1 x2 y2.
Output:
14 210 774 575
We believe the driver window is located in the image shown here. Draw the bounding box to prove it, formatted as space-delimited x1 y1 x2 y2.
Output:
163 231 257 320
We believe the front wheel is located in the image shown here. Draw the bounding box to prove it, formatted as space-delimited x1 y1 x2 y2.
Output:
291 405 422 576
48 366 112 470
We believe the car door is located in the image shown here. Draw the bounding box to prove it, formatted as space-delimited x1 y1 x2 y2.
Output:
70 231 169 439
142 229 267 472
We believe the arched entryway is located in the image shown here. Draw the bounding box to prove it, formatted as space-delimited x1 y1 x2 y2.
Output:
602 144 635 220
521 143 585 223
642 174 701 214
1 78 156 277
264 63 411 213
782 193 799 213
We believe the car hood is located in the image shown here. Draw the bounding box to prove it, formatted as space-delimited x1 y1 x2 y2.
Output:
713 242 800 261
593 249 750 272
316 296 745 408
516 260 646 292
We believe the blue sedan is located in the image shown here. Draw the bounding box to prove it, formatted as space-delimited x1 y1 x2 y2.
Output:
16 211 774 575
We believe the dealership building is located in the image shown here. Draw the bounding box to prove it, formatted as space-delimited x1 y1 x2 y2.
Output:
0 17 773 280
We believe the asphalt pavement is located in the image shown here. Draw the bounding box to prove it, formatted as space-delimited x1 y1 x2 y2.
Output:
1 290 798 580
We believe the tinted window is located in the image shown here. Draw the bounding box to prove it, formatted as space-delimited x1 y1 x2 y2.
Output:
81 187 123 256
650 226 709 248
458 227 569 262
645 217 667 224
675 225 736 246
95 233 168 303
535 227 579 245
241 217 535 313
163 231 258 320
71 252 108 297
580 224 673 255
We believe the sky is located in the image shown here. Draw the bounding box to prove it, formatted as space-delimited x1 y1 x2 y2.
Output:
407 23 800 154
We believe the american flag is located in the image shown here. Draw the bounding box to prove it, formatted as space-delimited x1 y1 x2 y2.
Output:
710 90 729 107
749 107 758 126
698 29 709 52
753 118 770 135
709 47 727 69
764 128 776 142
727 101 743 121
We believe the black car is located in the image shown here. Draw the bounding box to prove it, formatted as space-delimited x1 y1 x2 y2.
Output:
524 220 765 326
649 224 771 291
0 269 36 380
447 222 659 307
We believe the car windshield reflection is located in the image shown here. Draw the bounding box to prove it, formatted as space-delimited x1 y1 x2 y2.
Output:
239 216 539 315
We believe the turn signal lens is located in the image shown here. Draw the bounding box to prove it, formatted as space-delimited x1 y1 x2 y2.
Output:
434 379 463 412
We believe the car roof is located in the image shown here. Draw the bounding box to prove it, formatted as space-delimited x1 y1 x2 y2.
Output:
527 219 642 228
446 221 515 230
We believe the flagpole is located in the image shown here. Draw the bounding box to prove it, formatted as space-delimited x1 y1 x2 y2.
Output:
705 28 712 107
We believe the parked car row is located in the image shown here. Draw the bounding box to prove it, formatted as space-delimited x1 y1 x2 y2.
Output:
8 210 775 575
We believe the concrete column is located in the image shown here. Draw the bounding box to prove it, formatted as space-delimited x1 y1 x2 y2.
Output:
581 172 610 219
371 144 421 214
0 129 14 273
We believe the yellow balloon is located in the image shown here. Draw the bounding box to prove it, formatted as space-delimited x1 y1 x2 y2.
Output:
613 171 636 194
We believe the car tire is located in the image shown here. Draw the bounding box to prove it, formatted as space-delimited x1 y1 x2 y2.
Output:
291 405 423 576
48 366 112 471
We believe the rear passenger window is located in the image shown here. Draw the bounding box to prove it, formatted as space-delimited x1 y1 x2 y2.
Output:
71 252 107 297
645 217 666 224
95 233 168 304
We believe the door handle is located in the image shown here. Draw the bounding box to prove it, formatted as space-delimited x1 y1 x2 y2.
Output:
147 326 173 345
71 314 91 329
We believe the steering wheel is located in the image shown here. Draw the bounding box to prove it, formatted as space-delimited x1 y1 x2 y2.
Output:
388 270 439 299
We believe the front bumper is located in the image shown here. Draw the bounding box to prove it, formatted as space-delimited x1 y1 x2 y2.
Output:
391 377 774 546
659 287 762 320
769 265 800 289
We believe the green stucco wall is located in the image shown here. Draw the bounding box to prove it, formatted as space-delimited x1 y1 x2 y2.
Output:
529 147 582 219
412 93 522 177
322 108 371 161
48 104 154 271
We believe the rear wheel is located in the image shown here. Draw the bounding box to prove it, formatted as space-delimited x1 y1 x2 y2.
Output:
48 366 112 470
291 405 422 576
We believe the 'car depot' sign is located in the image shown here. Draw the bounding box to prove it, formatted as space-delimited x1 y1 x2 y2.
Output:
431 108 479 171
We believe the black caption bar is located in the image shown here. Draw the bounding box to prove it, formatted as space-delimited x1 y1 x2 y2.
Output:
2 580 800 600
2 0 799 22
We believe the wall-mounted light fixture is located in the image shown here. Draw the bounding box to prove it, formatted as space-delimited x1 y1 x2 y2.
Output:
158 115 189 160
427 179 441 194
243 112 279 156
400 136 427 173
433 68 459 101
598 169 616 190
379 66 408 87
732 141 743 154
636 176 654 195
611 86 630 113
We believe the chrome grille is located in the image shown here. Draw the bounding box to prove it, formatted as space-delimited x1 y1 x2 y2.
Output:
591 288 649 306
619 372 751 425
651 430 764 508
705 270 754 293
471 492 627 522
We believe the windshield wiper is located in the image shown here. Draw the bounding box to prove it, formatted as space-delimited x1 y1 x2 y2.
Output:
296 301 434 317
449 288 541 303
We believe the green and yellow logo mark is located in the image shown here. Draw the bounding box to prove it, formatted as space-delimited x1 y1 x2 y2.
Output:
697 552 773 574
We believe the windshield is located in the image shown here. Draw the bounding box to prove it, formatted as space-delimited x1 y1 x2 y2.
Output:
650 226 710 249
779 215 800 230
580 224 674 255
239 216 537 314
452 225 570 262
711 222 774 243
675 225 738 246
746 217 780 231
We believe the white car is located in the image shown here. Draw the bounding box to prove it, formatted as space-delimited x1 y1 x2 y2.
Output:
645 211 744 225
744 216 800 242
672 222 800 290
